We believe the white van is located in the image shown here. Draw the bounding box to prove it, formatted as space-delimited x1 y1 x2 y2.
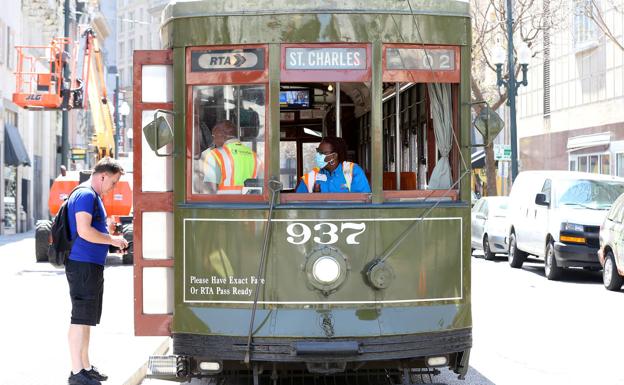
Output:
507 171 624 280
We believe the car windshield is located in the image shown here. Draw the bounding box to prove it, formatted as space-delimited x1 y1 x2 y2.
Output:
557 179 624 209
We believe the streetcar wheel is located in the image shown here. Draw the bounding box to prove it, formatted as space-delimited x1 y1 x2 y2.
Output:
122 224 134 265
483 234 495 260
508 232 526 268
35 220 52 262
544 241 563 281
603 252 624 291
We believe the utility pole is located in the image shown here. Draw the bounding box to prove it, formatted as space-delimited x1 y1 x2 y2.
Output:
114 73 120 158
61 0 71 167
506 0 519 182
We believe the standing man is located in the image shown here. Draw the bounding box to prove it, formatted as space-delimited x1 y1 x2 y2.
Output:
66 157 128 385
202 120 262 194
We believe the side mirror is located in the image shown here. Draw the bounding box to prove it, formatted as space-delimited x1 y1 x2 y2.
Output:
535 193 549 206
142 110 174 156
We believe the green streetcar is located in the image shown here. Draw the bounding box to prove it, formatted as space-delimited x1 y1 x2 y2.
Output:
133 0 473 382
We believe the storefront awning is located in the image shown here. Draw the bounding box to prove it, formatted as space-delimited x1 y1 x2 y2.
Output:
4 124 31 167
567 132 611 151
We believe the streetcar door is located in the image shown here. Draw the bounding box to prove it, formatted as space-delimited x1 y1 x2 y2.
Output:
133 50 174 336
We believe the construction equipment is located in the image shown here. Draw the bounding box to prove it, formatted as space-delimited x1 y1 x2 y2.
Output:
18 28 133 265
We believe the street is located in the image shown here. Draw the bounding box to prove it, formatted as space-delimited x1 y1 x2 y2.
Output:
2 233 623 385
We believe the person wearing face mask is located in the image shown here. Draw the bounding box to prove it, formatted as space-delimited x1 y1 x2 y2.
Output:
296 136 371 193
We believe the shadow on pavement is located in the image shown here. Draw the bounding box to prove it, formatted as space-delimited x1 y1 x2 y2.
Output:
522 263 603 284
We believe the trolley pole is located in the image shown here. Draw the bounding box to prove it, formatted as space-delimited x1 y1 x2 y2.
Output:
61 0 71 167
114 73 120 158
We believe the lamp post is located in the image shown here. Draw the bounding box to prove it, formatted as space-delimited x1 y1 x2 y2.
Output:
492 0 532 182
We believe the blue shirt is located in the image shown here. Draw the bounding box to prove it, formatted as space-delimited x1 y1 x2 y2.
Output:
67 184 109 265
296 162 371 193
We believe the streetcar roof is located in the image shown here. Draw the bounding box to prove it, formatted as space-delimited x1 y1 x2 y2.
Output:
162 0 471 23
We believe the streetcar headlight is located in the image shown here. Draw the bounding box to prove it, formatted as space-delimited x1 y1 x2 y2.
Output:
312 256 341 284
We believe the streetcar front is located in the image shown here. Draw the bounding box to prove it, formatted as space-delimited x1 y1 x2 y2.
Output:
132 1 473 382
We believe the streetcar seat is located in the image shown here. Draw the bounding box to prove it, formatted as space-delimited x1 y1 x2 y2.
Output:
383 172 418 190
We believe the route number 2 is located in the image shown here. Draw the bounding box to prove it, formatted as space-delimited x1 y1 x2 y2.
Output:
286 222 366 245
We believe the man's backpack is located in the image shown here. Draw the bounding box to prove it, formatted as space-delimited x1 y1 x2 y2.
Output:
48 186 99 267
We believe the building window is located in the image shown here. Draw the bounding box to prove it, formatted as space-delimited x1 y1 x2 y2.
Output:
573 0 599 50
128 11 134 31
128 39 134 61
119 42 124 60
571 153 610 174
617 153 624 177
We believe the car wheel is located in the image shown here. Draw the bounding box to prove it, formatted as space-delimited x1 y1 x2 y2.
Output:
603 251 624 291
35 220 52 262
483 235 495 260
508 232 526 268
122 224 134 265
544 241 563 281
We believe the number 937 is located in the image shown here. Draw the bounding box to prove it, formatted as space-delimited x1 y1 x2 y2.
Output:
286 222 366 245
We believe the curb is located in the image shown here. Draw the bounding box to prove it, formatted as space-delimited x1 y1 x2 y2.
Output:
123 338 171 385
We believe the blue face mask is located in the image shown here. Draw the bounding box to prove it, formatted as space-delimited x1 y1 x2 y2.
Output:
315 152 329 169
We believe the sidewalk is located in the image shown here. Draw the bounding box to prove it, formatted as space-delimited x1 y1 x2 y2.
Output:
0 231 168 385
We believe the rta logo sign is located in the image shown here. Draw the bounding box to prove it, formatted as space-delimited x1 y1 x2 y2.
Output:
191 48 265 72
25 94 42 101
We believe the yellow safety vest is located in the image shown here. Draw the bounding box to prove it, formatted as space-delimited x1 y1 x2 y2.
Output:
210 142 259 193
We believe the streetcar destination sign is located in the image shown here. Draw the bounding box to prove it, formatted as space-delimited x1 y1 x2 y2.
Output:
386 48 456 71
191 48 265 72
285 48 367 70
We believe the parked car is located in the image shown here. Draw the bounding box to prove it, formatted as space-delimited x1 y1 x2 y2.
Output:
471 196 509 260
598 193 624 291
507 171 624 280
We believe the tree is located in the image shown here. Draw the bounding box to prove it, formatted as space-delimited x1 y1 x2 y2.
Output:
581 0 624 52
470 0 566 196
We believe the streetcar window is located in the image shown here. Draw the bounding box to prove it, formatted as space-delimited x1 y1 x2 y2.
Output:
379 82 458 197
191 85 266 195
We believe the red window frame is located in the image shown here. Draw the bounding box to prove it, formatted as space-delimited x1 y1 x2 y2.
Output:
280 43 373 203
382 44 460 83
185 45 270 203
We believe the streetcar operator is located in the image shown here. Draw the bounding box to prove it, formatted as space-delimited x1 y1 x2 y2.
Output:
296 136 371 193
202 120 262 194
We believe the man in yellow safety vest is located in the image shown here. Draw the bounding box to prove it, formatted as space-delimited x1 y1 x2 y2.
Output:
203 121 262 194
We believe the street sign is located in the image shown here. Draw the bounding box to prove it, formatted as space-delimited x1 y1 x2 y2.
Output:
71 147 86 160
494 144 512 161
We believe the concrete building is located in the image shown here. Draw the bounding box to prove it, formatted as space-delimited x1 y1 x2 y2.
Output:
517 0 624 177
116 0 167 154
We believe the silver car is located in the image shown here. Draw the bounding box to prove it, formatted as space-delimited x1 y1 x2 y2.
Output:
471 196 509 260
598 193 624 291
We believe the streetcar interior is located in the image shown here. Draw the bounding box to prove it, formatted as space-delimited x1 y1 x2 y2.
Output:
278 81 459 195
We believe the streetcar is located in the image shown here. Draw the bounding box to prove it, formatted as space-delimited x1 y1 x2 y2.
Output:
133 1 473 382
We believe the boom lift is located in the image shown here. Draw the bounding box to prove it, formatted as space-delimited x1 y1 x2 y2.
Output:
16 29 134 264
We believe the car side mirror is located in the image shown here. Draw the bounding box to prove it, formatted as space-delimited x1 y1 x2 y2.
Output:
535 193 549 206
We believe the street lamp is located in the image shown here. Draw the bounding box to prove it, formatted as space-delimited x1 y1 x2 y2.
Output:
492 2 532 183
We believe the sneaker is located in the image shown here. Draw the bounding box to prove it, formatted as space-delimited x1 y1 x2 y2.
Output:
68 369 101 385
87 366 108 381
